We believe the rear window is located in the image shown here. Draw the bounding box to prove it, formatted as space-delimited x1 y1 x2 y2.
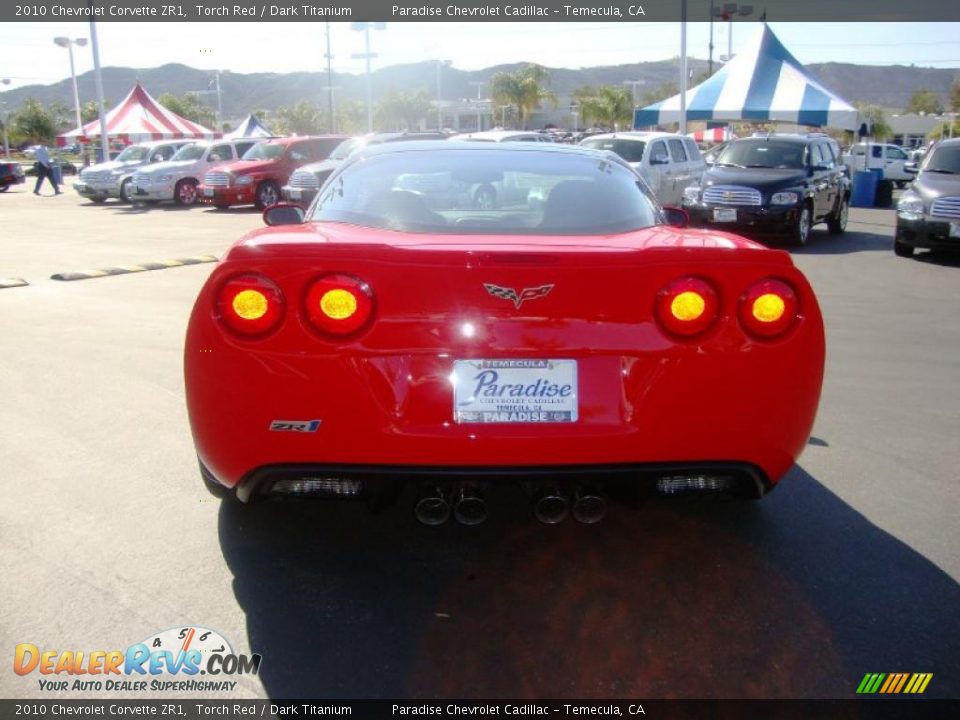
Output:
580 138 646 163
311 148 658 235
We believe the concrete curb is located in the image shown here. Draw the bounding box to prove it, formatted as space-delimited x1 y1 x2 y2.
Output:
0 277 29 289
50 255 218 282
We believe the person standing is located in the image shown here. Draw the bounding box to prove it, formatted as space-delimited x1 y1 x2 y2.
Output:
33 144 61 195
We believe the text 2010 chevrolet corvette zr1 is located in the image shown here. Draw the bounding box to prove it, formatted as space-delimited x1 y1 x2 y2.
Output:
185 142 824 524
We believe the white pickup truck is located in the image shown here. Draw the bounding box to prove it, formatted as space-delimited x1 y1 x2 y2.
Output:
841 143 914 187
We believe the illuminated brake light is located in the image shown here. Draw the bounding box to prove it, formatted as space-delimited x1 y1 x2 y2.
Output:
656 277 718 337
739 279 798 338
217 274 285 336
305 274 374 335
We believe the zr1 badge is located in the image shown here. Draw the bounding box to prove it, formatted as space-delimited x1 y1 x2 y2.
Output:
269 419 321 432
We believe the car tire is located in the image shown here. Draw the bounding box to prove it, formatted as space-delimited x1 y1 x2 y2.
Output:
89 197 107 204
827 195 849 234
790 203 813 247
473 184 497 210
894 237 915 258
0 183 9 192
895 181 907 189
255 181 280 210
174 178 198 206
119 178 133 203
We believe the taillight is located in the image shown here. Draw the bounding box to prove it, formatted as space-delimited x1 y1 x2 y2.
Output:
655 276 719 337
217 274 285 336
304 274 374 335
739 278 798 338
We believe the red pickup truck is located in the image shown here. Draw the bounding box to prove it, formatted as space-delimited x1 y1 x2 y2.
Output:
197 135 344 210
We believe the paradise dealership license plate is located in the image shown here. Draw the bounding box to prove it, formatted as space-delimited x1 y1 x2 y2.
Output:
203 188 215 197
713 208 737 222
453 359 578 423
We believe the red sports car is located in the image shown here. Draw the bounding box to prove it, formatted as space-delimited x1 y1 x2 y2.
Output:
185 142 825 525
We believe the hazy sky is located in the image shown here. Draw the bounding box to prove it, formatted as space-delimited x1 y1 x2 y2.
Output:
1 21 958 92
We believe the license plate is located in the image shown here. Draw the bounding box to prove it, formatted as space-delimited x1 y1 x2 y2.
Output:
951 222 960 239
288 189 301 200
453 359 578 423
713 208 737 222
203 188 215 197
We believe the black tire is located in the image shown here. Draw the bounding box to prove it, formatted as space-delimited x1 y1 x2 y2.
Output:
0 183 9 193
174 178 198 206
895 181 907 189
119 177 133 203
255 181 280 210
89 197 107 204
473 184 497 210
790 203 813 247
827 195 849 234
894 237 915 258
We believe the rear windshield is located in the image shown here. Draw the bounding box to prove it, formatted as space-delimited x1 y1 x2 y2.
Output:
921 145 960 175
310 148 659 235
242 143 285 161
580 138 646 163
716 140 807 169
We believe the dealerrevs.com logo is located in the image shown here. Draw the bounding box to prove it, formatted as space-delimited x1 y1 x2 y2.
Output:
14 626 261 693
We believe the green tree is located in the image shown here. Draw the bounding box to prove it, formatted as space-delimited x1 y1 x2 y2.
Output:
854 103 893 141
375 90 431 131
272 101 321 135
490 64 558 129
949 77 960 113
157 93 217 129
334 100 366 134
573 85 634 130
927 118 960 141
11 98 57 143
906 88 944 115
80 99 111 123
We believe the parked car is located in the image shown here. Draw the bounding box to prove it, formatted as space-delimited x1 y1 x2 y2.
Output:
198 136 344 210
452 130 555 143
0 160 25 191
74 140 191 203
894 138 960 258
683 133 851 246
842 142 914 187
703 141 731 165
185 141 825 525
131 139 261 206
282 132 446 208
579 131 705 206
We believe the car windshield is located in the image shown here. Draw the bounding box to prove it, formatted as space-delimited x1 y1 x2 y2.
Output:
580 138 646 163
115 145 149 162
716 140 806 169
329 138 365 161
242 143 285 161
310 148 659 235
922 145 960 174
172 144 206 161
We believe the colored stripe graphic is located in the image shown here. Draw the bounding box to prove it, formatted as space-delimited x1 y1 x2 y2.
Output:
858 673 932 694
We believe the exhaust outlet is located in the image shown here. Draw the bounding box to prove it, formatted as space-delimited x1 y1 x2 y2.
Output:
415 486 450 526
453 485 488 526
572 486 607 524
534 487 569 524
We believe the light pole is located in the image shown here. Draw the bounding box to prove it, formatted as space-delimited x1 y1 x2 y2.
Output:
468 80 484 131
680 0 688 134
623 80 647 107
88 10 110 164
0 78 10 157
718 3 753 62
570 101 579 133
324 22 335 133
54 36 88 140
351 22 386 133
436 59 452 131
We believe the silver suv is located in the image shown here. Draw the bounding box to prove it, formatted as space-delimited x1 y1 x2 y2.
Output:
74 140 191 203
132 139 261 206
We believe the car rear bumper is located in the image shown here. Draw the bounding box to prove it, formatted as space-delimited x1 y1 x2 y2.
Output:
896 216 960 250
686 204 800 236
197 184 254 206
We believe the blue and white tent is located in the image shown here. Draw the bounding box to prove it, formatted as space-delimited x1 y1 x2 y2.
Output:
634 24 859 131
224 114 275 139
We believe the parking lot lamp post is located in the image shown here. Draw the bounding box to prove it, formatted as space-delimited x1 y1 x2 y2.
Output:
54 37 88 143
1 79 10 157
436 60 452 131
469 80 484 131
350 22 386 133
87 12 110 164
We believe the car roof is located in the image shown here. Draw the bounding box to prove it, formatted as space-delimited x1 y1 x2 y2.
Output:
930 137 960 148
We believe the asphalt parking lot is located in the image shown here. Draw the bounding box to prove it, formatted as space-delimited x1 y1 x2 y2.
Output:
1 179 958 700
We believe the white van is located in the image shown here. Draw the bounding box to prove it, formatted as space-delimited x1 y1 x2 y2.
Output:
579 132 705 205
842 143 913 186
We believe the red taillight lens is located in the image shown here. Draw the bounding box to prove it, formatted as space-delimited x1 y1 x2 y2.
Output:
217 274 285 336
739 278 799 338
655 277 719 337
304 274 374 335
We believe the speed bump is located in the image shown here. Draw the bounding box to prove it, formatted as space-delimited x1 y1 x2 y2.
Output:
0 277 28 289
51 255 218 282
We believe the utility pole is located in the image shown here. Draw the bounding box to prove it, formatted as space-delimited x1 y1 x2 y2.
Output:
623 80 646 107
436 60 451 131
350 22 385 134
680 0 688 134
469 80 484 131
215 70 223 129
324 22 335 133
88 3 109 163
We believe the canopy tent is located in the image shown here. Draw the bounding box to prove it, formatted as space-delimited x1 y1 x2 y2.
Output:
57 82 217 146
688 127 737 144
634 24 858 131
224 114 275 139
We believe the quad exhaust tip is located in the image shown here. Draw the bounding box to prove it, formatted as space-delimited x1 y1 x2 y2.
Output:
453 485 488 526
534 488 569 524
415 487 451 526
572 487 607 524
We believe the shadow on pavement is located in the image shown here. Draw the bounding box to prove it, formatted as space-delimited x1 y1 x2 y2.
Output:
914 250 960 268
218 466 960 700
791 229 892 255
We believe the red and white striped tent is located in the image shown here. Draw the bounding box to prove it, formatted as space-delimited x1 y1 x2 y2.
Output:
687 127 738 145
57 82 218 147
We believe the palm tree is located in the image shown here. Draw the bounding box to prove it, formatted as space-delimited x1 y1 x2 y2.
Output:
490 64 558 129
574 86 634 130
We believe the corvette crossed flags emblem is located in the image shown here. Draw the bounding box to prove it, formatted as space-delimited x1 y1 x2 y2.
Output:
484 283 555 309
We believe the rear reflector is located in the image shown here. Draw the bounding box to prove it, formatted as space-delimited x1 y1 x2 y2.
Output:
217 274 285 336
271 478 364 497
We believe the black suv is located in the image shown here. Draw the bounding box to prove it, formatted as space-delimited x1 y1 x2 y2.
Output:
682 134 850 246
282 131 450 208
0 160 25 191
894 138 960 258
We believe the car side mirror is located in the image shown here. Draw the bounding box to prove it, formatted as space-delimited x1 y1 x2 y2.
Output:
650 153 670 166
263 203 305 226
905 162 918 174
661 205 689 228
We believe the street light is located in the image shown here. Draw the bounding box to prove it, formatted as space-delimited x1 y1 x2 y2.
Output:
623 80 647 107
468 80 485 131
54 36 88 140
436 59 452 131
714 3 753 64
350 22 386 133
0 78 10 157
